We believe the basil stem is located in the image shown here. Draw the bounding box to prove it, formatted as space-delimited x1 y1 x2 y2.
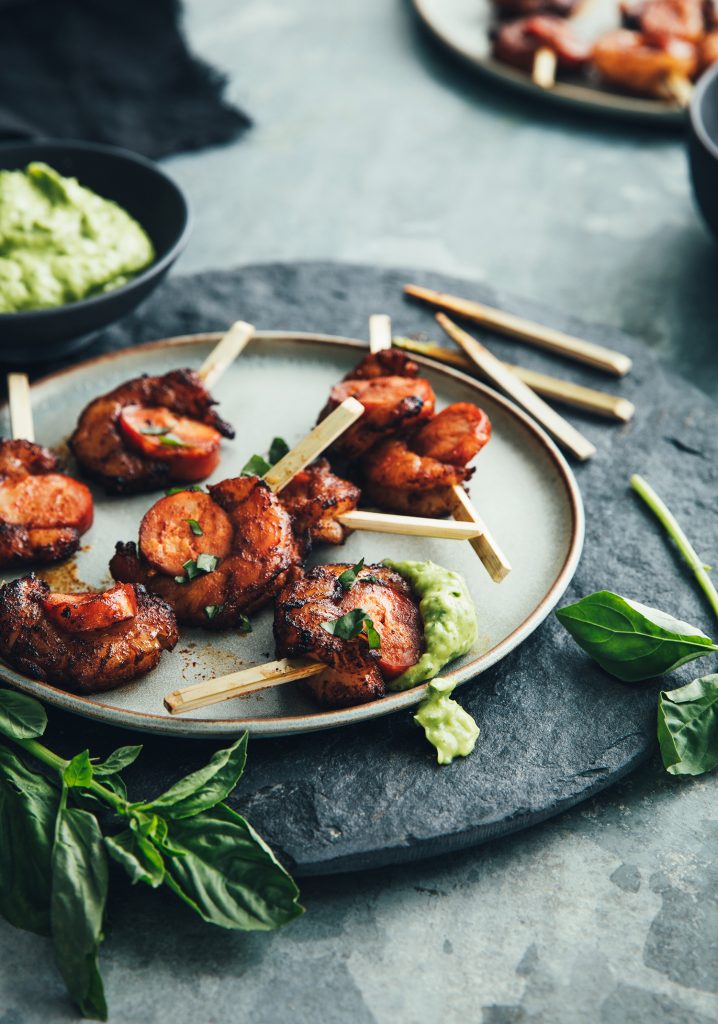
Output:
631 474 718 622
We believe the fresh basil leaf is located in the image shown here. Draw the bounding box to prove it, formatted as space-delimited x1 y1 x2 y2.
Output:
658 674 718 776
63 750 93 789
205 604 220 620
0 689 47 740
51 800 108 1020
174 574 187 584
196 553 219 574
137 735 248 820
0 746 59 935
365 622 381 650
241 453 271 477
163 803 303 930
238 614 252 633
268 437 289 465
157 434 190 448
165 484 205 496
187 518 203 537
105 829 165 888
321 608 381 648
337 558 365 592
93 745 142 777
555 591 718 682
140 424 171 436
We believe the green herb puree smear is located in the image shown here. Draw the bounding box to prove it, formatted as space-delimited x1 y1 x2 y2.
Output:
383 558 478 690
0 162 154 313
414 679 480 765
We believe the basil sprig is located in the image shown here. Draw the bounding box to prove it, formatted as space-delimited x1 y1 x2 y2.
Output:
322 608 381 649
0 690 302 1019
337 559 365 591
175 552 220 584
241 436 289 477
187 518 203 537
556 592 718 683
658 674 718 776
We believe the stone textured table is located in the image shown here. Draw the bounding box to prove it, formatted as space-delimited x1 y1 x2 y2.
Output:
2 1 718 1021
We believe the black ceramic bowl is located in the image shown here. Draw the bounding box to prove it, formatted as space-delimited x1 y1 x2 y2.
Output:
689 64 718 241
0 140 190 364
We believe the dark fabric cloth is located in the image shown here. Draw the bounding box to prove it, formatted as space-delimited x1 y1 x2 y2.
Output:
0 0 250 158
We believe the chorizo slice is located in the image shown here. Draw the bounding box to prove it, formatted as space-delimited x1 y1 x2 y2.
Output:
43 583 138 633
0 474 94 533
139 491 234 577
321 376 436 459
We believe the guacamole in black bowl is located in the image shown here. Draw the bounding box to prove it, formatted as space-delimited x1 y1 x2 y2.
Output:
0 140 190 364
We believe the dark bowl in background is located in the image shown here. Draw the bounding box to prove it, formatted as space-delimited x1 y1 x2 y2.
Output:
0 140 190 364
689 64 718 241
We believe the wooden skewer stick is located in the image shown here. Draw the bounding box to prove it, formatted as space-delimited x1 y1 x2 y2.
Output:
337 510 485 540
404 283 632 377
393 337 635 423
7 373 34 442
437 314 597 461
263 396 365 493
165 657 324 715
197 320 255 389
368 315 511 582
663 72 693 108
533 47 557 88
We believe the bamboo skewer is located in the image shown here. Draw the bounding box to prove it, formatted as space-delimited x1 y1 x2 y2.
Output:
438 314 596 461
393 337 635 422
337 510 485 540
369 315 511 582
663 72 693 108
404 283 632 377
165 657 323 715
533 47 557 88
263 397 365 493
7 373 34 442
197 320 255 389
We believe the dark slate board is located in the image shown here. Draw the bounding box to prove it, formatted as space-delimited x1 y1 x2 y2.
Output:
24 261 718 876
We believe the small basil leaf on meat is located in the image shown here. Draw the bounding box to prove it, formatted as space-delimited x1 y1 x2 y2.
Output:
157 434 190 448
140 424 172 437
0 688 47 740
555 591 718 682
268 437 290 464
337 558 365 591
105 829 165 888
135 735 248 820
93 745 142 777
182 553 220 581
187 518 203 537
0 746 59 935
658 674 718 776
63 750 94 789
162 803 303 930
165 484 205 496
51 799 108 1021
238 614 252 633
241 453 271 477
322 608 381 648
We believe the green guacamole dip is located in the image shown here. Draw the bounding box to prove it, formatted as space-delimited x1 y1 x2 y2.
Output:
0 162 155 313
382 558 478 690
414 679 480 765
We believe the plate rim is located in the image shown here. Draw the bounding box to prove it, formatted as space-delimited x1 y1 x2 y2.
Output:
0 330 585 738
412 0 687 124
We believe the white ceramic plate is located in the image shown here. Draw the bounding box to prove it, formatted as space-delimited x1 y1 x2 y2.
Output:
0 332 584 738
413 0 686 123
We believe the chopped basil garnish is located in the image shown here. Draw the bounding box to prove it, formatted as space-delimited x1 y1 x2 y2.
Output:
268 437 290 464
187 518 203 537
165 484 205 496
241 454 271 477
157 434 190 448
321 608 381 649
140 423 172 436
337 558 365 591
241 436 290 477
238 614 252 633
204 604 223 621
178 553 220 582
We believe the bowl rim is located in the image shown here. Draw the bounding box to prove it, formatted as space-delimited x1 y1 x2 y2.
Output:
690 63 718 162
0 138 191 322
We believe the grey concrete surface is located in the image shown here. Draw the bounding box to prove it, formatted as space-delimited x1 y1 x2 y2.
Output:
1 1 718 1021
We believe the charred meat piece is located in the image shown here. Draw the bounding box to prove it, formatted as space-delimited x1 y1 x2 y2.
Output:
0 575 178 694
70 369 234 495
278 458 361 551
111 476 301 629
319 375 436 460
593 29 697 95
274 563 423 707
493 15 591 72
631 0 707 42
0 439 93 568
362 403 491 517
344 349 420 380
